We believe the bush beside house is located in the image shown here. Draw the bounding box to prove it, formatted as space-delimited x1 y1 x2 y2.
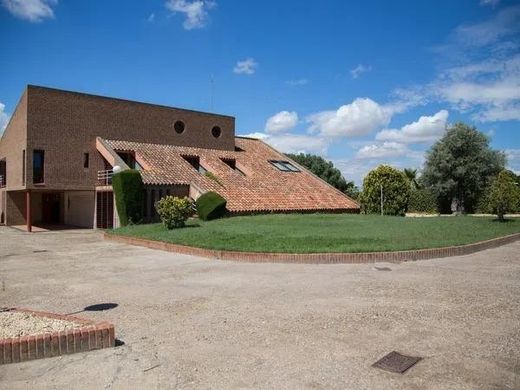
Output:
112 169 144 226
196 192 227 221
156 196 194 229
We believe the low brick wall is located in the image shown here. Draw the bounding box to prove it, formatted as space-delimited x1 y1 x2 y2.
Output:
104 232 520 264
0 309 115 365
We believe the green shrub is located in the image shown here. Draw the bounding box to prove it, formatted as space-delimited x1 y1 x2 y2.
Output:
112 169 144 226
488 170 520 220
359 165 411 216
204 171 223 186
408 188 438 213
196 191 227 221
155 196 194 229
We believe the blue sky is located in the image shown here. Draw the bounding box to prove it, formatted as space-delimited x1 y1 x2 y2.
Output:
1 0 519 184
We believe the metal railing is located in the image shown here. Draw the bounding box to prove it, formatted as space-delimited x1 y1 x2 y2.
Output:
97 170 113 185
0 175 5 188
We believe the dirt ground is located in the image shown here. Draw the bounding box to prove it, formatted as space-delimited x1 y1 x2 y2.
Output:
0 227 519 389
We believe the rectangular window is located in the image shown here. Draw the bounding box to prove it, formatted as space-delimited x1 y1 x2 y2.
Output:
22 150 25 185
0 159 6 187
221 158 245 176
117 151 136 169
182 155 207 174
269 160 300 172
33 150 45 184
83 153 89 168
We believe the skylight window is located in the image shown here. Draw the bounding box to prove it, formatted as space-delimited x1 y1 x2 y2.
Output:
269 160 300 172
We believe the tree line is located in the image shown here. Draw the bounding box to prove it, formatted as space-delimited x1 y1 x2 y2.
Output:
287 123 519 220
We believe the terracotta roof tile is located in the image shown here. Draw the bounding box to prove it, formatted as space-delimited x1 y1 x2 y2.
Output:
103 137 359 213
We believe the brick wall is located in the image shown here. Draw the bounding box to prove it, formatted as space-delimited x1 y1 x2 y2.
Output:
0 90 28 191
0 85 236 193
5 191 25 225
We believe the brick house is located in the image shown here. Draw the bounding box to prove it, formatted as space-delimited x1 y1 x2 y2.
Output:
0 85 359 231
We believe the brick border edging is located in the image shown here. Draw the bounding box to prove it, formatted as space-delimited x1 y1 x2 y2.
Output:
0 308 115 365
104 232 520 264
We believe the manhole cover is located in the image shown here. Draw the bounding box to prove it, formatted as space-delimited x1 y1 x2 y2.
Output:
372 351 421 373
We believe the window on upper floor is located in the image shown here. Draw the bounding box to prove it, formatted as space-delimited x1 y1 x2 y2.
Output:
182 155 207 174
269 160 300 172
84 153 89 169
33 150 45 184
221 158 245 176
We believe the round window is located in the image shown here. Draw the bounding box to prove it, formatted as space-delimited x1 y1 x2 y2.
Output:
174 120 185 134
211 126 222 138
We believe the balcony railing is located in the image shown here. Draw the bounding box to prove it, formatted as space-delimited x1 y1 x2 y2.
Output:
97 170 113 185
0 175 5 188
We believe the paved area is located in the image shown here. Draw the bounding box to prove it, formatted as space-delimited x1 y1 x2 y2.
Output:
0 227 519 389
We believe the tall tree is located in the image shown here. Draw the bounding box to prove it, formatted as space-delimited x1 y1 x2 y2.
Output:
422 123 505 213
286 153 359 199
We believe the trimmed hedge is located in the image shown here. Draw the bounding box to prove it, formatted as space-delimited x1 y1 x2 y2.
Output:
196 191 227 221
408 188 438 213
112 169 144 226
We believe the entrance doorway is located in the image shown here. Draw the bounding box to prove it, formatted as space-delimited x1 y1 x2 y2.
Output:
42 193 62 224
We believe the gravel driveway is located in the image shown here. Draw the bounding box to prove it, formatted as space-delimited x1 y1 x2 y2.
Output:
0 226 519 389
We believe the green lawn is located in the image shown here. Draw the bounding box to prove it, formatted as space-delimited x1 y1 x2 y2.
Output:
110 214 520 253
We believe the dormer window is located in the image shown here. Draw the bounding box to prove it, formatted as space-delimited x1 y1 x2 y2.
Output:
182 155 207 174
221 158 245 176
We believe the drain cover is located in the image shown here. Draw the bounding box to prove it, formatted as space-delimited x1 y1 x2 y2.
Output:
372 351 421 373
373 266 392 271
33 250 49 253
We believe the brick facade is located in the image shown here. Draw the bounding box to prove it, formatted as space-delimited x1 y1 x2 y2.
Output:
0 85 359 228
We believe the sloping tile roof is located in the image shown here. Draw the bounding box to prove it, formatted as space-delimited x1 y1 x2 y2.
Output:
103 137 359 213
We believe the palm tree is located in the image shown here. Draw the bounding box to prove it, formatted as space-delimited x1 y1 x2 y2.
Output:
404 168 420 190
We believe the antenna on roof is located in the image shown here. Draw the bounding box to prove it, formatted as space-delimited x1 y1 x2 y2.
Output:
210 73 214 112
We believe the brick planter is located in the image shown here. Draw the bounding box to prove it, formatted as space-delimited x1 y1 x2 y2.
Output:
104 232 520 264
0 309 115 365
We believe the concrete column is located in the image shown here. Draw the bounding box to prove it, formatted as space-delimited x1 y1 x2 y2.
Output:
26 190 32 232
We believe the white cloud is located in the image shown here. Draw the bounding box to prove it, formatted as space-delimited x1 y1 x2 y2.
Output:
396 7 520 123
0 103 10 135
148 13 155 22
376 110 449 144
240 132 328 155
264 111 298 134
480 0 500 7
356 142 410 160
165 0 215 30
286 78 309 86
350 64 371 79
233 58 257 75
505 149 520 173
454 5 520 47
1 0 57 22
307 98 393 137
